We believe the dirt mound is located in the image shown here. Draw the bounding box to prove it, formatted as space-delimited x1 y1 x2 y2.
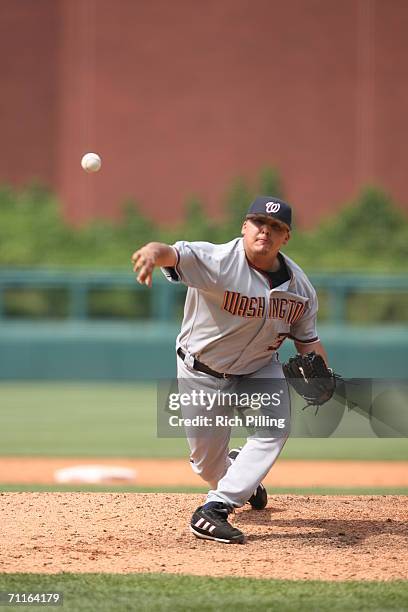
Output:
0 493 407 580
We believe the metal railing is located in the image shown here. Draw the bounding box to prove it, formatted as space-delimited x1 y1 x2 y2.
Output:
0 268 406 324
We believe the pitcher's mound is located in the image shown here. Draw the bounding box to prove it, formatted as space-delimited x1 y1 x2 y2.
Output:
0 493 406 581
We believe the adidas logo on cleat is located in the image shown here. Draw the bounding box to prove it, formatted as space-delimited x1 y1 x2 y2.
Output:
190 503 245 544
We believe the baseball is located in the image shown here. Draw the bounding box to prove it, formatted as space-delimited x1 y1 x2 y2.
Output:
81 152 102 173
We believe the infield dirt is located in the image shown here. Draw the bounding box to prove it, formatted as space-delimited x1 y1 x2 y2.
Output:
1 458 408 487
0 493 407 581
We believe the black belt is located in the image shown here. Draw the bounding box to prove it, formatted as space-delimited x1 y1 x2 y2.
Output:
177 348 235 379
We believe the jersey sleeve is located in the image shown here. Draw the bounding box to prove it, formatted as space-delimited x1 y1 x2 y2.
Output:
160 240 220 290
289 287 319 345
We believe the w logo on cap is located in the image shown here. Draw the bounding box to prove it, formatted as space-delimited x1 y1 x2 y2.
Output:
265 202 281 213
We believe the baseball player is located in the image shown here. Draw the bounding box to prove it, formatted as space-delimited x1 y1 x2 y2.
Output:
131 196 328 544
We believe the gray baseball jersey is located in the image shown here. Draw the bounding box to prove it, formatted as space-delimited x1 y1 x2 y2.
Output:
162 237 319 375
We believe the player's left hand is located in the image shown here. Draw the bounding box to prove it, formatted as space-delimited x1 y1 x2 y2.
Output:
283 351 337 408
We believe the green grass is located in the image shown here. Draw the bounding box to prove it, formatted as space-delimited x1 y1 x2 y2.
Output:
0 484 408 495
0 574 407 612
282 438 408 460
0 383 186 458
0 383 407 459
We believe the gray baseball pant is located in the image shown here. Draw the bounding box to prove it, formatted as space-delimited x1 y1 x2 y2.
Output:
177 356 290 508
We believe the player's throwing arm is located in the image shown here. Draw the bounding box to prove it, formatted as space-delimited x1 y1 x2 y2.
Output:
131 242 176 287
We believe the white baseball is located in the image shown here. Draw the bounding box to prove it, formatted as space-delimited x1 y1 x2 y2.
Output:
81 152 102 173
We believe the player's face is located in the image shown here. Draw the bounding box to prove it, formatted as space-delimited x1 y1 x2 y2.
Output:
241 216 290 257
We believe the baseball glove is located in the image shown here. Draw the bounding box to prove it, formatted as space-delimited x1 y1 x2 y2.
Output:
283 351 337 410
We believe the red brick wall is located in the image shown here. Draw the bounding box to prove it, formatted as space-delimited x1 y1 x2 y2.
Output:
0 0 58 187
1 0 407 228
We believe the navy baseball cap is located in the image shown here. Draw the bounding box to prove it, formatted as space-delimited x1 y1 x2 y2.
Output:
246 196 292 229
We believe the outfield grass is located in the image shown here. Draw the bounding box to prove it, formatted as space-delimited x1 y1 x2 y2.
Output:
0 383 185 458
0 484 408 495
0 383 407 459
0 574 407 612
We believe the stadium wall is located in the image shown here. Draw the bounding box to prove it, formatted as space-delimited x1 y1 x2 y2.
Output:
0 0 408 227
0 323 406 380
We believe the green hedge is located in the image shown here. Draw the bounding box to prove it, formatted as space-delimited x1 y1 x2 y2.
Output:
0 170 407 271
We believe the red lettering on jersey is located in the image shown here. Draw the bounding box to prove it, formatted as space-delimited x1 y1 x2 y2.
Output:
267 332 290 351
223 292 304 321
237 295 249 316
291 302 305 323
278 299 287 319
257 297 265 317
223 291 240 314
285 299 295 323
230 292 240 315
246 297 258 317
222 291 231 310
269 298 280 318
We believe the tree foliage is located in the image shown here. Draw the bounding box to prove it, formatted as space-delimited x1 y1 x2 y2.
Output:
0 174 407 271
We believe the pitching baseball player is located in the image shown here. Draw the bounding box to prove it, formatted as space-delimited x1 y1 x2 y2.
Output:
131 196 328 544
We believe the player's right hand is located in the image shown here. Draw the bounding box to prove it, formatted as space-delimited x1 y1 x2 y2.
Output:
131 245 157 287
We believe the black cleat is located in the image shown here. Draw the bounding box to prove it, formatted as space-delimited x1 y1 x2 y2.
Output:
228 448 268 510
228 448 241 461
190 503 245 544
248 482 268 510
